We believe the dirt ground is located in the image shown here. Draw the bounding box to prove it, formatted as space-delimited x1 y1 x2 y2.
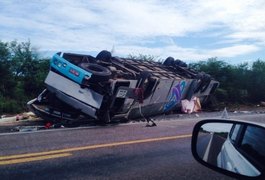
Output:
218 103 265 112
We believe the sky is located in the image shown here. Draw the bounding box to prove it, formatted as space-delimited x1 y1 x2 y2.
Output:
1 0 265 64
202 123 232 133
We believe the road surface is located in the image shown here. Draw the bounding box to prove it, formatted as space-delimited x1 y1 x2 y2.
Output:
0 113 264 179
197 133 226 166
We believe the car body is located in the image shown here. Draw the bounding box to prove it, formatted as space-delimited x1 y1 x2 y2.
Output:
28 51 219 123
217 123 265 176
50 52 93 85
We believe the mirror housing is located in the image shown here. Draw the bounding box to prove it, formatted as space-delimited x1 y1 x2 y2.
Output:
192 119 265 179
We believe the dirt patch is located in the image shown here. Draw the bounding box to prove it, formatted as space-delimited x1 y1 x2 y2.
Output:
225 103 265 112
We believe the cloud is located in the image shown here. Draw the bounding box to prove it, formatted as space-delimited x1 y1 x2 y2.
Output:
114 43 260 61
0 0 265 62
209 44 260 57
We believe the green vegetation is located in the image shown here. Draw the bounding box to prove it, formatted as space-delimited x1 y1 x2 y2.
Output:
189 58 265 104
128 54 163 63
0 40 264 114
0 40 49 114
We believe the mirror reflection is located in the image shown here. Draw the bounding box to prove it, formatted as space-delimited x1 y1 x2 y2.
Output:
197 122 265 177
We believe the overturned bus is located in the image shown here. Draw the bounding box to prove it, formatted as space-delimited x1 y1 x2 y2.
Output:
27 50 219 123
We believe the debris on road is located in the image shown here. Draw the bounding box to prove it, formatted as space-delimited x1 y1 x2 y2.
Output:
16 126 40 132
181 97 201 114
13 123 65 132
0 112 40 125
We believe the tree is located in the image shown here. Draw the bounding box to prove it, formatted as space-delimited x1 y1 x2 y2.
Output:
0 40 49 113
8 40 49 98
248 60 265 102
127 54 162 62
189 58 233 102
0 41 16 98
190 57 265 104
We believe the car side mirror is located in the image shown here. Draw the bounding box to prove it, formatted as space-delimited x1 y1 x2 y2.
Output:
191 119 265 179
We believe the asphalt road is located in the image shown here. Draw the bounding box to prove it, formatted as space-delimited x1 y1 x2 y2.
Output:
207 134 226 166
0 113 265 180
196 133 211 159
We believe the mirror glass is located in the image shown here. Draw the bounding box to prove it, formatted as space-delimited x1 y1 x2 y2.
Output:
196 122 265 177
